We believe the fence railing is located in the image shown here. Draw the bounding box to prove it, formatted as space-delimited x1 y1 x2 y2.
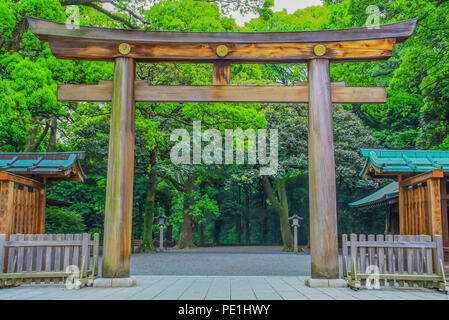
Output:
0 233 99 288
342 234 448 293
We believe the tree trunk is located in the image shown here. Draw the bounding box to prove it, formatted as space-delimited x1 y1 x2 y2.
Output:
142 168 158 252
260 190 266 244
261 176 294 251
213 219 221 245
199 223 205 247
46 117 57 152
177 174 197 249
24 117 50 152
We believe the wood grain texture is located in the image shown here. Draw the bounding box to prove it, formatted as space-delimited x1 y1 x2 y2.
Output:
400 169 444 188
58 83 387 104
213 62 231 85
47 36 396 63
427 177 443 238
102 57 136 278
308 59 339 279
28 16 416 44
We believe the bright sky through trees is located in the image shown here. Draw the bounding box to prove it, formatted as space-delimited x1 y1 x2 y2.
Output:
232 0 323 26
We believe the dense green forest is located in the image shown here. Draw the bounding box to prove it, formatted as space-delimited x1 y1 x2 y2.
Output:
1 0 448 251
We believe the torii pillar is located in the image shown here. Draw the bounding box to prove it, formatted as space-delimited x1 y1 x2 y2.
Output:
308 58 339 280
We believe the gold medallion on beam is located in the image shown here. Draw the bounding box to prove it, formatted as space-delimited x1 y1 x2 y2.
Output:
118 43 131 55
216 45 229 57
313 44 326 56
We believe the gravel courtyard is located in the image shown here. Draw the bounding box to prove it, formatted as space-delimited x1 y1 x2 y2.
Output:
127 246 315 276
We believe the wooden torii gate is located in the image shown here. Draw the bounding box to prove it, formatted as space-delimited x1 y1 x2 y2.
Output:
27 16 416 282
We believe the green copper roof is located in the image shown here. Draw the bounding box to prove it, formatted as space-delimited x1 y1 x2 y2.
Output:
0 152 86 180
359 149 449 177
349 182 398 209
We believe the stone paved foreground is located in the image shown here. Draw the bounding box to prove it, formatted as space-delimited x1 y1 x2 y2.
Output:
0 276 448 300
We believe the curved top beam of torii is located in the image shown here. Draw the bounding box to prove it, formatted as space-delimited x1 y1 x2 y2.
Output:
27 16 416 63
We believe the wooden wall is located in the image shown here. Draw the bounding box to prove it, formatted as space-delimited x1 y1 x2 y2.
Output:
0 172 46 237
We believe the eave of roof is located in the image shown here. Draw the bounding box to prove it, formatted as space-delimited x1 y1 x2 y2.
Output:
27 16 417 44
359 149 449 179
0 152 86 182
349 182 399 209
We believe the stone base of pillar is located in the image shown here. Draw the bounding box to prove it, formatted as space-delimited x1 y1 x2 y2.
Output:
93 276 137 288
305 278 347 288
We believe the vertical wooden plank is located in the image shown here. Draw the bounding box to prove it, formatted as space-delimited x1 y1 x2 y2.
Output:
435 235 444 276
213 62 231 85
440 178 449 260
308 58 339 279
2 181 14 272
16 233 24 272
386 234 394 273
73 234 81 268
416 188 423 234
377 234 385 272
418 235 426 275
54 234 62 271
102 56 136 279
44 234 53 272
386 234 394 286
368 234 375 267
359 234 366 273
350 234 358 276
342 234 348 277
35 233 44 271
18 190 23 234
63 234 72 270
81 233 90 276
7 234 17 273
425 235 433 275
398 176 406 235
427 178 443 237
0 234 5 274
377 234 385 286
37 188 46 233
405 235 413 274
93 233 100 276
24 234 33 271
397 235 405 286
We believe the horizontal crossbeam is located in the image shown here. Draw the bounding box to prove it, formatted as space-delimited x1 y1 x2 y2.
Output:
28 17 416 63
58 81 386 104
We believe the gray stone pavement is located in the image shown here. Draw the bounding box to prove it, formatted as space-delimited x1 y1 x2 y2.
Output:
128 246 314 276
1 246 448 300
0 276 448 300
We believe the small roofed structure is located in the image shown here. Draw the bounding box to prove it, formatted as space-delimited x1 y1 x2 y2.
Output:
357 149 449 259
349 182 399 235
0 152 85 237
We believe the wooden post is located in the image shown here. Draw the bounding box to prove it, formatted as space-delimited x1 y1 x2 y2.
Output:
0 234 5 274
398 176 406 234
213 62 231 85
307 58 339 279
102 56 136 278
427 177 443 238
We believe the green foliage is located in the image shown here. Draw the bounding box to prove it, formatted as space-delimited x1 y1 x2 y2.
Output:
45 206 86 234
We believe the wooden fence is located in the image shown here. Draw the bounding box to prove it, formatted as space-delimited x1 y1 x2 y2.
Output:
0 233 99 288
342 234 448 293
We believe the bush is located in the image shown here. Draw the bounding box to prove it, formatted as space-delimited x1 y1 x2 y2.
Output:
45 206 86 234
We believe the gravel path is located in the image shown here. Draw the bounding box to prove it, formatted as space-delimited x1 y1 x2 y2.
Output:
127 246 314 276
